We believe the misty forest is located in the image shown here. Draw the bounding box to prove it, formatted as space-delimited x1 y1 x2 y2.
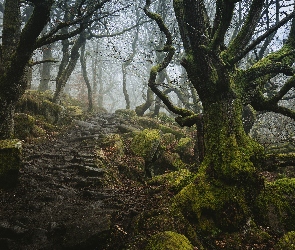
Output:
1 0 295 249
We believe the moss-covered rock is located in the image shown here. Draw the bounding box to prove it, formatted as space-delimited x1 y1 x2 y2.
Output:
0 139 22 188
131 129 161 161
145 231 194 250
255 178 295 233
176 137 194 161
173 175 252 235
153 152 186 174
115 109 137 118
275 231 295 250
149 169 195 193
14 113 36 139
136 117 185 139
16 90 62 123
98 133 125 161
65 105 83 118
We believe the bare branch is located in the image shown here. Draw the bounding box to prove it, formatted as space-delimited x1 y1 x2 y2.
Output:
210 1 235 51
89 20 150 39
231 11 295 64
143 0 196 123
29 59 59 66
225 0 264 64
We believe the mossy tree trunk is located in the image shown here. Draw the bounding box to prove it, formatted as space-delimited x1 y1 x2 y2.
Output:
144 0 295 233
0 0 54 139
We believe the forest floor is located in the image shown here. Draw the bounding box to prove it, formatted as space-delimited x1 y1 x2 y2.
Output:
0 112 176 250
0 112 294 250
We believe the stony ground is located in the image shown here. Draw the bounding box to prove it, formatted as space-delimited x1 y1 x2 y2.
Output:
0 113 174 250
1 112 294 250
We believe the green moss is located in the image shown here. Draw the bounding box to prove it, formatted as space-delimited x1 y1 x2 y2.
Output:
202 99 264 183
176 137 194 160
136 117 185 139
0 139 22 188
66 105 83 117
145 231 194 250
275 231 295 250
160 133 176 147
98 133 125 160
256 178 295 233
115 109 137 118
16 90 62 123
173 177 251 235
14 113 35 139
149 169 195 192
131 129 161 161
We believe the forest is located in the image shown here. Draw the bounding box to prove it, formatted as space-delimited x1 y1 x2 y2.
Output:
1 0 295 249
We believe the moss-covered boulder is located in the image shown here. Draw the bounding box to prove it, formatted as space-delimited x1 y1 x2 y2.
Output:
131 129 161 160
275 231 295 250
255 178 295 233
131 129 162 177
176 137 194 161
98 133 125 161
65 105 83 118
145 231 194 250
0 139 22 188
14 113 36 139
152 152 187 175
14 113 47 140
115 109 137 118
149 169 195 193
136 117 185 139
173 174 252 235
16 90 62 123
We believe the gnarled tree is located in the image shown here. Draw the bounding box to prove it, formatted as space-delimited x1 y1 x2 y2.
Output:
144 0 295 236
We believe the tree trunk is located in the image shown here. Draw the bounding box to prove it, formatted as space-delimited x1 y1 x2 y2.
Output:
122 63 131 109
39 44 52 91
0 101 15 139
201 97 263 184
0 0 53 139
80 42 93 112
53 33 86 104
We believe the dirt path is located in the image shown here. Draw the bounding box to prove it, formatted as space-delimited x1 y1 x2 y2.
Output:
0 113 163 250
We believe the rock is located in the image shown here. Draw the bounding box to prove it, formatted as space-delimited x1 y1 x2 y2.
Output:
145 231 194 250
0 139 22 189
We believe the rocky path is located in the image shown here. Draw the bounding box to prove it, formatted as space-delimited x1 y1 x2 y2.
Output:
0 113 152 250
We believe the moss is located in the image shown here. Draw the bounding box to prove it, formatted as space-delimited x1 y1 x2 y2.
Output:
136 117 185 139
115 109 137 118
131 129 161 162
275 231 295 250
145 231 194 250
176 137 194 160
255 178 295 233
149 169 195 192
160 133 176 147
98 133 125 161
16 90 62 123
14 113 35 139
0 139 22 188
202 98 264 183
66 105 83 117
173 176 251 235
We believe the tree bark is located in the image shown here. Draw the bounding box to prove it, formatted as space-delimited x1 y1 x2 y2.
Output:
0 0 54 139
39 44 52 91
53 32 86 104
80 41 93 112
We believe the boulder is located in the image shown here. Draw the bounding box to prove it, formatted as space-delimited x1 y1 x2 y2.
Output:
0 139 22 188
